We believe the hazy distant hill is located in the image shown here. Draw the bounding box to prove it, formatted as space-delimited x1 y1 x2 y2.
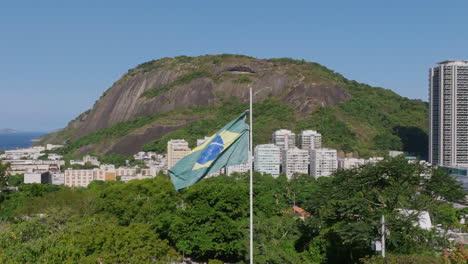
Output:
38 54 428 158
0 129 18 134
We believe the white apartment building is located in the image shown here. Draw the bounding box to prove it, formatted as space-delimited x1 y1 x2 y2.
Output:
83 155 100 166
0 145 63 160
2 146 45 160
310 148 338 177
429 60 468 166
167 139 191 169
64 165 116 187
5 159 64 174
338 158 367 169
254 144 281 177
134 151 157 161
225 162 250 175
272 129 296 151
338 157 385 169
64 165 158 187
299 130 322 150
283 147 309 179
115 166 157 177
48 153 63 160
70 160 85 166
52 173 64 185
24 171 52 184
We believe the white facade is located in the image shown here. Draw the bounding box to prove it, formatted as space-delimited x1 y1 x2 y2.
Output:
2 146 45 160
430 60 468 166
52 173 64 185
310 148 338 177
167 139 191 169
5 159 64 174
283 147 309 179
48 153 63 160
70 160 85 166
398 209 432 230
83 155 100 166
338 158 367 169
254 144 281 177
389 151 404 158
134 151 157 161
299 130 322 150
338 157 384 169
225 162 250 175
64 165 115 187
272 129 296 151
45 144 63 150
24 171 51 184
64 165 158 187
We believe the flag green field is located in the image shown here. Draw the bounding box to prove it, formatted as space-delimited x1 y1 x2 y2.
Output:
169 112 249 190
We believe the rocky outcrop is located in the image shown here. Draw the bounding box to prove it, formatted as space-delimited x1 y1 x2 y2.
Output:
40 55 354 154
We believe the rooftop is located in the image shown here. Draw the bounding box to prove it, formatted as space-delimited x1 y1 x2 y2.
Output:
437 60 468 66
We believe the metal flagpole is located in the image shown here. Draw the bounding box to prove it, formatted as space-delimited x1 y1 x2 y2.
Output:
249 86 254 264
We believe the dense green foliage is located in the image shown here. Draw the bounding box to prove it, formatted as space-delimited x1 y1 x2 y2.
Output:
141 69 212 98
232 76 252 84
0 157 465 263
0 160 10 188
142 98 296 152
8 174 24 186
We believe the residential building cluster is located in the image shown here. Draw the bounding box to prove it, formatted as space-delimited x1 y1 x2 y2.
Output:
1 145 170 188
167 129 383 180
3 128 390 188
64 165 159 187
0 144 62 160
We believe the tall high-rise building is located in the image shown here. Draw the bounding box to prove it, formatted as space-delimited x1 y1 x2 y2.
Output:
310 148 337 177
167 139 191 169
299 130 322 150
272 129 296 151
254 144 281 177
429 60 468 166
283 147 309 179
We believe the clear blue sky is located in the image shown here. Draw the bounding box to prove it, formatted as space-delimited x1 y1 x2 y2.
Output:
1 0 467 131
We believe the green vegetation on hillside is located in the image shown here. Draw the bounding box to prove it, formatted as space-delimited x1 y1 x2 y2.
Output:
0 157 465 263
232 76 252 84
141 69 212 98
142 98 296 152
54 106 214 157
45 55 429 158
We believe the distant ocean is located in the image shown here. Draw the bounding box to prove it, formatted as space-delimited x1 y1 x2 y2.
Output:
0 132 46 151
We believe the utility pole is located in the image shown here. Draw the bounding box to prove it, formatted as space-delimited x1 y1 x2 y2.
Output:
381 215 386 258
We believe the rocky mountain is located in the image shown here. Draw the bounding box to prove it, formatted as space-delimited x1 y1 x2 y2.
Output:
39 54 428 158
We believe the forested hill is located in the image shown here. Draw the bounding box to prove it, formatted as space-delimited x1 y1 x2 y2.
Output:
38 54 428 158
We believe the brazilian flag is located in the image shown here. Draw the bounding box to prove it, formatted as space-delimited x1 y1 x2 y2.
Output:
169 112 249 190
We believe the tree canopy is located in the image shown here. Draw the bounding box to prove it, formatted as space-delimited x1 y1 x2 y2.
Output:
0 157 465 263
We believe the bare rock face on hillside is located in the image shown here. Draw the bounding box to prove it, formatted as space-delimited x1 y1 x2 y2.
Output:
41 55 352 155
67 56 350 139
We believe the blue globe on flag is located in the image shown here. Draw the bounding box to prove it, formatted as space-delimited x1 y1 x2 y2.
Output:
196 135 224 165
